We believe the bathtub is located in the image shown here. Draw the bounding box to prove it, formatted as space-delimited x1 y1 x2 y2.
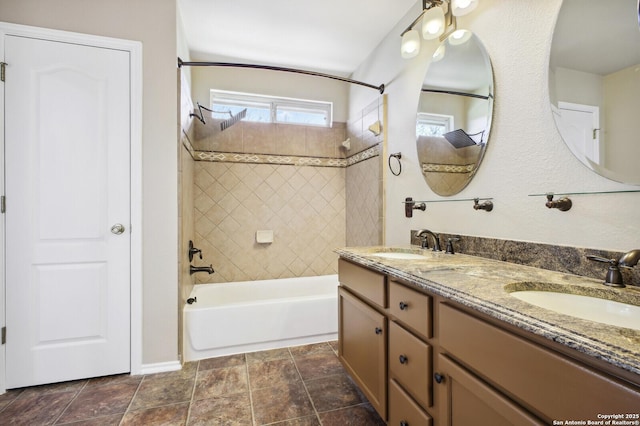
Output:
184 274 339 361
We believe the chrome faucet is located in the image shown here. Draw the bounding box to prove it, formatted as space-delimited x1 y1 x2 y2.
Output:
190 264 214 275
586 249 640 288
416 229 442 251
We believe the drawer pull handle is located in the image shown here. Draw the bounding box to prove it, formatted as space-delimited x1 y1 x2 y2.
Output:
400 422 409 426
399 354 408 364
434 372 444 384
375 327 383 335
399 301 408 310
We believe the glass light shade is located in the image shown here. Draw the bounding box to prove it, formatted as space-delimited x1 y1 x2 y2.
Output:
451 0 479 16
401 30 421 58
421 6 445 40
432 44 446 62
448 29 472 45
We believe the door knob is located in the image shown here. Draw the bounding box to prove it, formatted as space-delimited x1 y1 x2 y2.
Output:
111 223 125 235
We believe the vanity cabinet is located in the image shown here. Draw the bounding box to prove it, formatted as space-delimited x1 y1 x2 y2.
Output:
338 256 640 426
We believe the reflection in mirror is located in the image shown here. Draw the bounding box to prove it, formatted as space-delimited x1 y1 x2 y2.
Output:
549 0 640 184
417 31 494 196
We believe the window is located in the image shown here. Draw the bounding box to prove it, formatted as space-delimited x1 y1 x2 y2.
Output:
416 113 454 137
210 90 333 127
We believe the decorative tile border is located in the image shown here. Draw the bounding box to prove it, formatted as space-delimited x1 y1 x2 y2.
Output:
192 144 380 168
422 163 475 173
347 145 380 166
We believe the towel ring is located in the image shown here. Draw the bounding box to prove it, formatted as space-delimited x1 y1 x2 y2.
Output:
389 152 402 176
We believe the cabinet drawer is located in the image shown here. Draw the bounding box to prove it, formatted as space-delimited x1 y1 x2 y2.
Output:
389 280 431 339
439 303 640 421
389 379 433 426
339 258 387 308
389 321 432 409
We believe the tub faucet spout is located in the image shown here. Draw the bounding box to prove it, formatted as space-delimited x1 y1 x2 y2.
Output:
415 229 442 251
190 265 215 275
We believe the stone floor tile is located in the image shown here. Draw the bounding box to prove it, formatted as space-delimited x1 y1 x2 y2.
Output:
0 391 77 426
248 358 300 390
121 402 189 426
267 416 321 426
294 352 344 381
317 403 385 425
246 348 292 364
55 413 124 425
187 393 252 426
198 354 246 371
56 382 139 423
289 342 333 358
128 377 194 411
305 373 366 412
193 365 248 401
251 382 314 425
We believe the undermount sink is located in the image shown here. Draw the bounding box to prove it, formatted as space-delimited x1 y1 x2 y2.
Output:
369 252 427 260
510 290 640 331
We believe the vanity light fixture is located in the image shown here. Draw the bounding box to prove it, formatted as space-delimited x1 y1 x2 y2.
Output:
401 29 421 59
450 0 479 16
422 4 446 40
448 29 472 45
400 0 480 59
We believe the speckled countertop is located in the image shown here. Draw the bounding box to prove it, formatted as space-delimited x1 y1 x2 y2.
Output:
336 246 640 378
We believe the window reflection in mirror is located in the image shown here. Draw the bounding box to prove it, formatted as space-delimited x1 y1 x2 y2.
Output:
416 31 494 196
549 0 640 185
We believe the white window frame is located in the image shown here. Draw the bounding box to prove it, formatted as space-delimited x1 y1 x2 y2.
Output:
210 90 333 127
416 112 454 136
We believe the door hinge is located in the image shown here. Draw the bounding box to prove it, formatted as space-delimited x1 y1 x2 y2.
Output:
1 327 5 345
0 62 6 82
1 195 5 213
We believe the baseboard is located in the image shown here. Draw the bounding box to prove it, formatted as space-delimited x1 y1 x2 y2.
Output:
137 360 182 376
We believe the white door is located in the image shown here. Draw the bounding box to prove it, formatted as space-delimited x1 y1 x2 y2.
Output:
4 35 131 388
555 102 601 166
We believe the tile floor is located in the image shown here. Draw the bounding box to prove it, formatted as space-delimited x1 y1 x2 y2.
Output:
0 341 385 425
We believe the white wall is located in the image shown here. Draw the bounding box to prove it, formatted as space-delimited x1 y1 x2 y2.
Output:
0 0 180 365
351 0 640 252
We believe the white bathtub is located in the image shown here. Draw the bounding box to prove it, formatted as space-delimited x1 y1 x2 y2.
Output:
184 274 339 361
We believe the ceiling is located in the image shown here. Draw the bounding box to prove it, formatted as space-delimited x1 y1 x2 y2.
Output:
178 0 418 75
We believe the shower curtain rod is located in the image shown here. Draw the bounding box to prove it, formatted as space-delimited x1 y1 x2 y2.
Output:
178 58 385 94
422 88 492 100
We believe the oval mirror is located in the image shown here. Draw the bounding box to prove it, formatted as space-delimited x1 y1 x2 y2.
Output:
416 31 494 196
549 0 640 184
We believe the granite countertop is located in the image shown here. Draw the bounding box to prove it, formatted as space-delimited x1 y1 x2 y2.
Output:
335 246 640 377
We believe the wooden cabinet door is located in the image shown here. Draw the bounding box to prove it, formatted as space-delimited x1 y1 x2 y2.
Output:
436 354 543 426
338 287 387 419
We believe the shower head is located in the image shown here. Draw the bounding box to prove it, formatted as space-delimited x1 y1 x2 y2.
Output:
220 108 247 132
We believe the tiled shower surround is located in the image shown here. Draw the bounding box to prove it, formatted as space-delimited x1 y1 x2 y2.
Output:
186 97 385 284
